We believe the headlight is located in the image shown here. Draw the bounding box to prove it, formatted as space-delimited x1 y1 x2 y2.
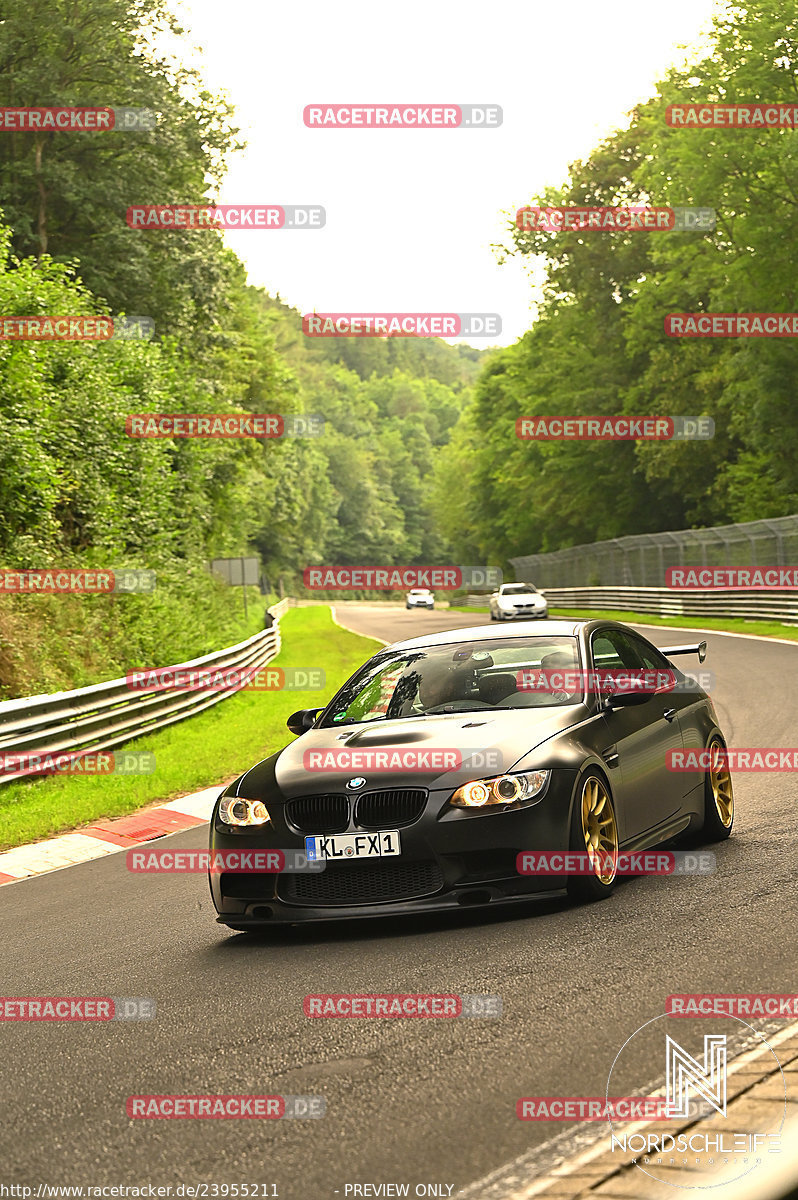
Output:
450 770 550 809
218 797 271 827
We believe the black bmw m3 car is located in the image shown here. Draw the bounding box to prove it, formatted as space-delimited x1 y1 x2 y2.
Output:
209 619 733 928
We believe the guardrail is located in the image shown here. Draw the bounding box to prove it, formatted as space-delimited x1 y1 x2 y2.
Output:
539 586 798 623
0 597 292 785
464 587 798 624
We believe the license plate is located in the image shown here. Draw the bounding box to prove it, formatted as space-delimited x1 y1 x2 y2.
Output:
304 831 401 861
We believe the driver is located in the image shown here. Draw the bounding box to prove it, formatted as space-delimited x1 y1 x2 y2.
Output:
418 661 471 710
540 650 576 673
540 650 579 702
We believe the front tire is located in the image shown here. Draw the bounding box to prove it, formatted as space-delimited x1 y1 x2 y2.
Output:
567 771 619 903
702 736 734 840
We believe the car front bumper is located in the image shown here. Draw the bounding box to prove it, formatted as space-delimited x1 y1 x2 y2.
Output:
209 770 577 925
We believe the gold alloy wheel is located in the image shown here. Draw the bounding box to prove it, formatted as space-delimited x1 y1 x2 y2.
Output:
709 739 734 827
580 776 619 884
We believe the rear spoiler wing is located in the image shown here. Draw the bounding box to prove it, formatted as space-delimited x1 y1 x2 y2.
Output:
661 641 707 663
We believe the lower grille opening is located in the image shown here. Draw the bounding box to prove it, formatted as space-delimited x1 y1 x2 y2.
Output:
278 859 444 907
220 873 275 898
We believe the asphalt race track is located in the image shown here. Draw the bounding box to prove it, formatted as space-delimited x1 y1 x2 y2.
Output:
2 606 796 1195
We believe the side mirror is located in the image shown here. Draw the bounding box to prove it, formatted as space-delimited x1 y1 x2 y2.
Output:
698 640 707 663
286 707 323 736
605 688 651 709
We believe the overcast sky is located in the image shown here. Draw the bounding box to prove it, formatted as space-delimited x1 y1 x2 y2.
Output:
170 0 721 347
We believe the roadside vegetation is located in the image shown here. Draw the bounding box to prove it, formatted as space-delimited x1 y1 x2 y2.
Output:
432 1 798 563
0 607 380 849
1 0 795 701
0 0 480 699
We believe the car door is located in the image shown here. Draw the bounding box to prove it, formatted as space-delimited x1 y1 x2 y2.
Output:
591 627 685 842
624 630 705 801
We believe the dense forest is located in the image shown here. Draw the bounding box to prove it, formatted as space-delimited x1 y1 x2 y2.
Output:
0 0 795 694
0 0 483 694
434 0 798 561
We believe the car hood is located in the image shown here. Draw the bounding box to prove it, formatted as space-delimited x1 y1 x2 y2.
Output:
267 707 589 796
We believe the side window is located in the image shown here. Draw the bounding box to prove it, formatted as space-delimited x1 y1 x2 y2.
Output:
590 629 645 670
625 633 671 671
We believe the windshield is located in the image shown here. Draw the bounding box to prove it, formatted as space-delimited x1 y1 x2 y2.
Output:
502 584 537 595
319 636 583 727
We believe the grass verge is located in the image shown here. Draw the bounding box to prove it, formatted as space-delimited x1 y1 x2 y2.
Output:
0 606 380 851
447 603 798 642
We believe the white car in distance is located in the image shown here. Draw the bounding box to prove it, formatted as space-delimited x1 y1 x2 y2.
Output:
489 582 548 621
406 588 435 610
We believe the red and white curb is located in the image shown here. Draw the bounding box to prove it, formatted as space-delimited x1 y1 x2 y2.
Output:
0 785 225 886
